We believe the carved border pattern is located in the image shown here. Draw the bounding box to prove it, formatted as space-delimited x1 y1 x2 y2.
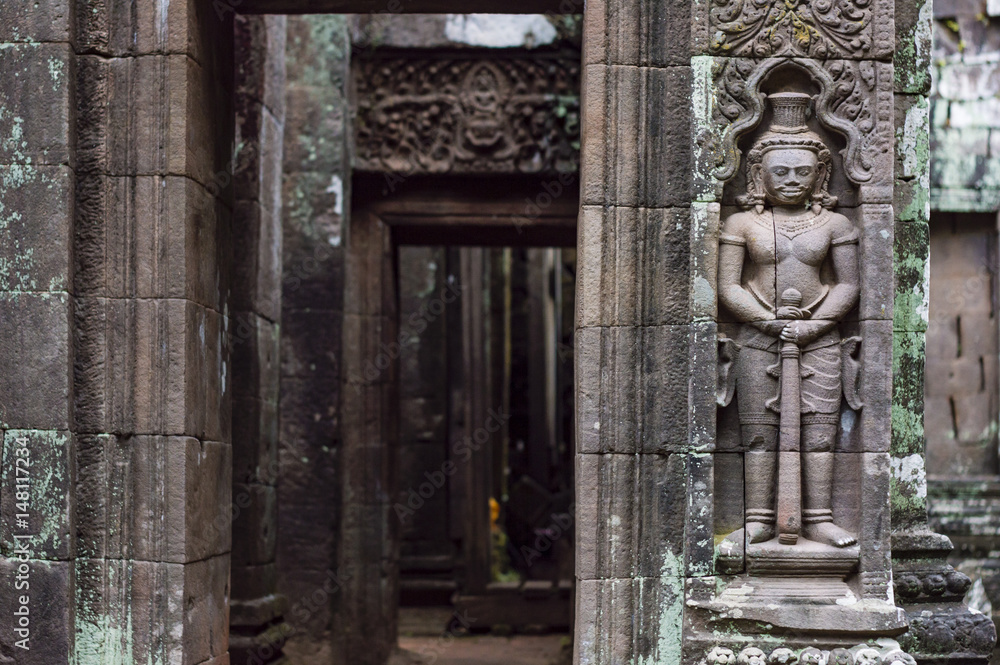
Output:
354 52 580 175
707 57 884 185
708 0 874 58
704 643 916 665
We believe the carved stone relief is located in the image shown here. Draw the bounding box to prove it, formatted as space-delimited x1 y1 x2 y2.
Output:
703 642 916 665
697 66 905 636
705 58 892 189
695 0 894 60
354 52 580 174
716 92 863 573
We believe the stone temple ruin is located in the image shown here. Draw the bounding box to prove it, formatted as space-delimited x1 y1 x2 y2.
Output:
1 0 1000 664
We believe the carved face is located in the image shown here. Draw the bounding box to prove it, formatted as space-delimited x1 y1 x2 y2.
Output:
758 148 823 206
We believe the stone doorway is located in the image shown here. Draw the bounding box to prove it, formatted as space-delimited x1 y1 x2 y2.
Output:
346 173 578 651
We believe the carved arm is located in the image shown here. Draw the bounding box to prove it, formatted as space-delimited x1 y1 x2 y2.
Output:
718 242 773 323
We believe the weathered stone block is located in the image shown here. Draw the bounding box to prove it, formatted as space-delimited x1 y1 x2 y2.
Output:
576 453 637 579
131 299 230 441
0 0 71 42
858 205 895 321
283 85 348 175
892 331 927 459
232 563 279 603
233 396 279 485
855 320 894 453
278 376 339 447
127 436 232 563
575 578 635 663
580 64 692 208
75 175 229 310
75 0 213 62
0 293 71 430
894 220 930 332
0 43 72 166
78 53 230 191
232 483 277 566
895 0 932 93
231 312 280 403
0 165 72 292
183 555 232 665
636 454 687 578
689 202 720 322
0 558 72 663
647 207 693 324
280 307 341 379
576 325 691 454
583 0 691 67
1 430 75 560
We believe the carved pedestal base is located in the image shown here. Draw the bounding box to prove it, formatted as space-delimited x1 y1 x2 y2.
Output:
893 532 997 664
747 538 860 577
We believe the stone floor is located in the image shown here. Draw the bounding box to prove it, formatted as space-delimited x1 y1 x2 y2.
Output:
392 607 571 665
393 635 569 665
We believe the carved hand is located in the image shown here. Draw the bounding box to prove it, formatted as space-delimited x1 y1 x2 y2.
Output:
779 320 830 346
776 305 808 320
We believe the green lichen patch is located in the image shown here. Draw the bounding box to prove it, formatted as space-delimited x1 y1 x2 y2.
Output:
893 221 929 333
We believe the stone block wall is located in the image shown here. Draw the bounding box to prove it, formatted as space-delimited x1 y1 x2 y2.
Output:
0 4 76 660
0 0 237 662
931 2 1000 211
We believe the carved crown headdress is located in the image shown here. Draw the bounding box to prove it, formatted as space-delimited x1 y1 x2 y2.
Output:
738 92 838 212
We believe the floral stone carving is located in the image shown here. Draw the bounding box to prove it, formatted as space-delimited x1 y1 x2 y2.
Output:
706 0 879 58
354 52 580 175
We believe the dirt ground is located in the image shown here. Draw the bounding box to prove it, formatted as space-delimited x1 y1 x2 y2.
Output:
392 635 570 665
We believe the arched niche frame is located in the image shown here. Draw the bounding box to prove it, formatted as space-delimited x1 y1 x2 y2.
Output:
712 57 887 189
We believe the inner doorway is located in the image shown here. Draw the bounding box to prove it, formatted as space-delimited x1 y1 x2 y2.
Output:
396 243 575 629
347 173 577 657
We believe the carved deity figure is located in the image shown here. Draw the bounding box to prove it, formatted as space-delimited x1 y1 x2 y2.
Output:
717 93 861 556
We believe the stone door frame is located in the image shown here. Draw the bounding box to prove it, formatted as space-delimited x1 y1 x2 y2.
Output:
342 173 577 658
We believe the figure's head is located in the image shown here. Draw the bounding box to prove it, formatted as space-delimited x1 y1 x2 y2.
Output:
737 93 838 212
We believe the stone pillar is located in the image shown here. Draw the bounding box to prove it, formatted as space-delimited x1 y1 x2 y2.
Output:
575 2 697 661
71 0 235 663
576 0 993 662
230 13 289 665
276 14 353 664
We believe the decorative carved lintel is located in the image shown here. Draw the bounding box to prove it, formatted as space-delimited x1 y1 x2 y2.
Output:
354 51 580 175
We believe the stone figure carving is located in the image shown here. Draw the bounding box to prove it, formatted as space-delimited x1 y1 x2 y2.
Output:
717 92 862 564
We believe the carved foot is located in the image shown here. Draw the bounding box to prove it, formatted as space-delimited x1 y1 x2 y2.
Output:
717 528 745 574
803 522 857 547
746 521 775 544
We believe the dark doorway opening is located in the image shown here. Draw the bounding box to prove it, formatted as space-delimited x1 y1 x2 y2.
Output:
349 173 577 647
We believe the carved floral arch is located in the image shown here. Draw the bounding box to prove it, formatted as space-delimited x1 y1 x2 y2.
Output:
714 57 876 186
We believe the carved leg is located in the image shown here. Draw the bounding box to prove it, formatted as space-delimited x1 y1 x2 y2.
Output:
745 450 777 544
801 437 856 547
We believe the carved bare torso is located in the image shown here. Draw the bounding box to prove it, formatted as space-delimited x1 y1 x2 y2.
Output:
723 209 858 318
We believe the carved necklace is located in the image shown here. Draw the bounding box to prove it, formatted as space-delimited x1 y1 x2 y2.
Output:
752 208 831 240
